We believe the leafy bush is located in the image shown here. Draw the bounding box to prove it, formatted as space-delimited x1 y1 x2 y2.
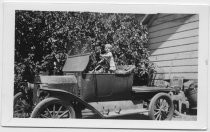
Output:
15 11 155 93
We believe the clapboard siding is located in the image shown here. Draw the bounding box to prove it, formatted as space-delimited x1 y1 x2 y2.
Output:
147 14 199 81
149 28 198 44
149 21 199 38
149 51 198 61
149 15 198 33
150 43 198 55
156 66 198 73
153 58 198 67
155 73 198 80
149 36 198 50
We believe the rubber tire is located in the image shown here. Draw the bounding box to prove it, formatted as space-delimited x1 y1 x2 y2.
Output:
14 92 31 118
14 92 23 107
148 93 174 120
31 97 76 118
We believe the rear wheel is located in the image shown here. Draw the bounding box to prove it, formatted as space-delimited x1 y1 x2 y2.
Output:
13 92 31 118
31 97 76 118
148 93 174 120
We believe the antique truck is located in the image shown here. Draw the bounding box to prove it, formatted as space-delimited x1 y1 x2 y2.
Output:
14 53 178 120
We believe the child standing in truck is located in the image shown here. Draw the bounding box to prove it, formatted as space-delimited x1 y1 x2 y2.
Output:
100 44 116 73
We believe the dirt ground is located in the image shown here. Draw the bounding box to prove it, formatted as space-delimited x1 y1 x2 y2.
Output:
172 114 197 121
172 109 197 121
82 109 197 121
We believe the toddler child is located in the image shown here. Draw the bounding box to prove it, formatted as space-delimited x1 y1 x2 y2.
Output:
100 44 116 72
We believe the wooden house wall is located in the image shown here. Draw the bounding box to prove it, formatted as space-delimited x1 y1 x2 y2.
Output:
147 14 199 85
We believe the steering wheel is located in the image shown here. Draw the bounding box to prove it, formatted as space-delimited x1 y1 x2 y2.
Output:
94 56 109 71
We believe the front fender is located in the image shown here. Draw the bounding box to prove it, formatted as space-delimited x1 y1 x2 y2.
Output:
41 88 104 118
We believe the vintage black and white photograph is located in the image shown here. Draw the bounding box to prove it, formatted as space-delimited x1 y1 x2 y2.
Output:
1 2 209 130
13 10 198 121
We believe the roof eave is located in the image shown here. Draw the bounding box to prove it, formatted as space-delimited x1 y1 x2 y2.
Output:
141 14 157 26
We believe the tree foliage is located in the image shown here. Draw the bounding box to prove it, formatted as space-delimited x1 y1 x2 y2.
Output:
15 10 155 93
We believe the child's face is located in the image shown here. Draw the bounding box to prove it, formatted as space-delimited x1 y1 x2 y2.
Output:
105 46 110 53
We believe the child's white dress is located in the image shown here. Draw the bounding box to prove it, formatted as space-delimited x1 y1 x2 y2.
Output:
101 52 116 71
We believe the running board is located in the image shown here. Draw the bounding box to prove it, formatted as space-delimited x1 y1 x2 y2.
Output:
82 109 149 118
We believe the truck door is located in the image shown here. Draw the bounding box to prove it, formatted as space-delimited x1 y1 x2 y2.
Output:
96 73 133 101
95 74 114 98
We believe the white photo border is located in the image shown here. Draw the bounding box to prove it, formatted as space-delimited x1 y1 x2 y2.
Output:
1 2 209 130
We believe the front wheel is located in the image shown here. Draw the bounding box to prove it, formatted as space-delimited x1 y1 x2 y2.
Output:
148 93 174 120
31 97 76 118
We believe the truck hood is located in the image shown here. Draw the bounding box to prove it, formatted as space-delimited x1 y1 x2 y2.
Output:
35 75 77 84
35 75 78 93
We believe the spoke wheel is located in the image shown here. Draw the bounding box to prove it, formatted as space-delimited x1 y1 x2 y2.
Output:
13 92 31 118
31 97 76 118
149 93 174 120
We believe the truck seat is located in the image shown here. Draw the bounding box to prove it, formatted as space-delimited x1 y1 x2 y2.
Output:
115 65 136 75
